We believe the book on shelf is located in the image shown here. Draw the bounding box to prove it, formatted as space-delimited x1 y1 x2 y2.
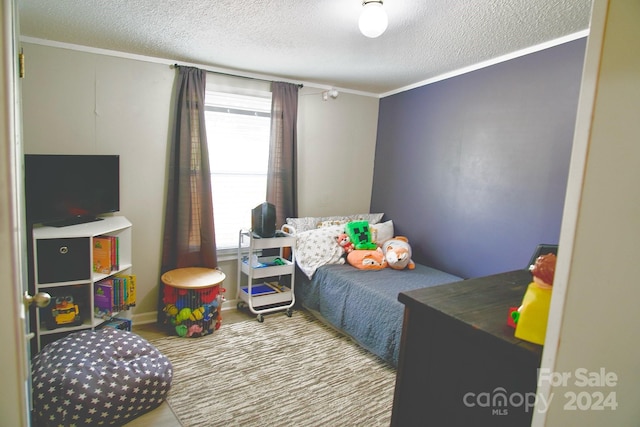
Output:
93 274 137 319
265 281 286 292
97 317 131 331
94 280 114 318
241 281 285 296
115 273 136 307
110 236 119 271
242 283 276 296
93 236 119 274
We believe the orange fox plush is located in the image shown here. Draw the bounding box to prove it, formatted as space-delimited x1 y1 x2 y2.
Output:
382 236 415 270
347 248 387 270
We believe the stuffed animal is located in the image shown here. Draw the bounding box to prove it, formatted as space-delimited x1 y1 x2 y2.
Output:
336 233 355 255
175 307 192 324
382 236 415 270
345 221 377 250
186 323 204 338
174 288 191 309
197 286 220 304
175 324 188 337
163 303 179 325
347 248 387 270
189 306 205 321
163 285 178 304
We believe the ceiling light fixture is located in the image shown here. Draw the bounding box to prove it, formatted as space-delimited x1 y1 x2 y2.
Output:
358 0 388 38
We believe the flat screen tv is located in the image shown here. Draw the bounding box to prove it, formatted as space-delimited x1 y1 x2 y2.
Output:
24 154 120 227
252 202 276 237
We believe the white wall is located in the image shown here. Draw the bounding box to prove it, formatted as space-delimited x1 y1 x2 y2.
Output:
297 86 379 217
534 0 640 425
20 42 379 319
21 43 174 321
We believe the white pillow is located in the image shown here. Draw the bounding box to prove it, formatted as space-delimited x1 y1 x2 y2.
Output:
317 219 350 228
286 216 326 233
371 220 394 246
294 225 345 279
286 213 384 233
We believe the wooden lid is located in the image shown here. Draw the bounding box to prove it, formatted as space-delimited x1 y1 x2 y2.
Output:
161 267 226 289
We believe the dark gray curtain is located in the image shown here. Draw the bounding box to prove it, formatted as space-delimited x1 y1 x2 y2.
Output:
158 66 217 320
267 82 299 227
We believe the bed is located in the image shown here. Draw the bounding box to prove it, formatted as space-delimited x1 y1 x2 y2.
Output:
286 214 463 367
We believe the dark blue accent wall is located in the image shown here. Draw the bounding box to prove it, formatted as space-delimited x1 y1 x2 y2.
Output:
370 38 587 278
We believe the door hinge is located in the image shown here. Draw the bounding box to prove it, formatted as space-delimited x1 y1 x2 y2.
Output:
19 48 25 78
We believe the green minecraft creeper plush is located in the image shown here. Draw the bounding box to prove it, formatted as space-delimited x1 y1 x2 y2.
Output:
345 221 377 250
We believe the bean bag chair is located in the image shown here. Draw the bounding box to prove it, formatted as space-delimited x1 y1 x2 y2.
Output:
32 328 172 426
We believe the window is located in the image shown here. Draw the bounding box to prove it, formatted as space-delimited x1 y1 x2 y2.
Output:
205 89 272 251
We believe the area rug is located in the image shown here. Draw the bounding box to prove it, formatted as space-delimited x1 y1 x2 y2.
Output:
149 310 397 426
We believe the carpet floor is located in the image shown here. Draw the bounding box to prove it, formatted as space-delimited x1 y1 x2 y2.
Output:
148 310 397 426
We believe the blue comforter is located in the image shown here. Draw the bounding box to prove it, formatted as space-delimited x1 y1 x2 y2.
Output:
295 263 462 367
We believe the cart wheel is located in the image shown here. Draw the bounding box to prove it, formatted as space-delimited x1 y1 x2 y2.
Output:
237 302 243 310
286 308 293 317
257 314 264 323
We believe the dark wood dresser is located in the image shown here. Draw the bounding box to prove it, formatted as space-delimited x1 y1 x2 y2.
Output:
391 269 543 427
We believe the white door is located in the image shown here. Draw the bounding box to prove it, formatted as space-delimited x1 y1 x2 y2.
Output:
1 0 35 425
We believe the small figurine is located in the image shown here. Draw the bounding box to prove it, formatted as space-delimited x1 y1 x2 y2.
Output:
48 295 82 329
512 253 557 345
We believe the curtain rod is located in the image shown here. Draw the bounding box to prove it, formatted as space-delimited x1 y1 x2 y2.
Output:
171 64 303 88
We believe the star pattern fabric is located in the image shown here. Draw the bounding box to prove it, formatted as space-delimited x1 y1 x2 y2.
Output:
32 328 172 427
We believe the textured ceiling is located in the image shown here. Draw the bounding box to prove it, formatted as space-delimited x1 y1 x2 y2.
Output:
18 0 592 95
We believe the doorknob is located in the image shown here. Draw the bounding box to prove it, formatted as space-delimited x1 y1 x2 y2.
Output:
24 291 51 308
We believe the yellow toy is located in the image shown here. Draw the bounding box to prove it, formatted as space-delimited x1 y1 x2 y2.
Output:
512 253 557 345
175 307 192 324
48 295 82 329
189 306 205 321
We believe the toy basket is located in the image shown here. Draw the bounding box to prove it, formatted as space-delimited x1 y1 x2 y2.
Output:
162 284 224 337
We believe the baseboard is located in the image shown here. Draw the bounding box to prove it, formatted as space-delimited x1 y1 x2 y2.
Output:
131 311 158 326
132 298 239 325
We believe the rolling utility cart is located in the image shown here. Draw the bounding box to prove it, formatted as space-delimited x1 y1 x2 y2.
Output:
237 227 296 322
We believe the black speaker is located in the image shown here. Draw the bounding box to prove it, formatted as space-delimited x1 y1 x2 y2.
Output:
252 202 276 237
36 237 91 283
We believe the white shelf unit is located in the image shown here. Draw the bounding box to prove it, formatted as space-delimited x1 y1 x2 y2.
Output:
31 216 132 352
237 228 296 322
